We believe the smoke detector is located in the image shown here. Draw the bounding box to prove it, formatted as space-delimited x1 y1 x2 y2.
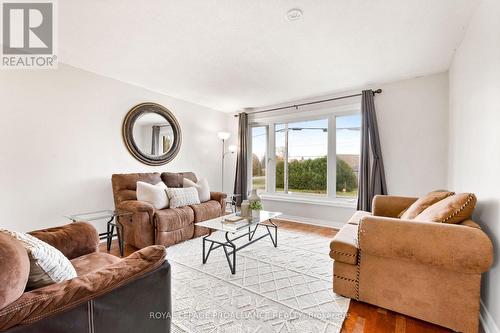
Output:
286 8 303 21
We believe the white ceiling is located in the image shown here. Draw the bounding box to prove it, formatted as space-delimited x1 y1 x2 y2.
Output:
59 0 478 112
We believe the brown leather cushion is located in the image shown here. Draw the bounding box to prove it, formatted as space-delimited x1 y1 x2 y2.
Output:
0 233 30 310
160 172 197 188
190 200 222 223
329 224 358 264
459 219 481 229
155 206 194 232
333 261 358 299
400 190 455 220
347 211 372 225
71 253 121 276
29 222 99 260
0 246 167 331
111 173 162 205
414 193 477 224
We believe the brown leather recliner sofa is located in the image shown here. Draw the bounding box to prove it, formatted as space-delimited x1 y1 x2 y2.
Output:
330 193 493 333
0 222 171 333
111 171 226 249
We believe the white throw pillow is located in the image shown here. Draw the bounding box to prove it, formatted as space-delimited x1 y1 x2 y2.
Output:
167 187 201 208
136 181 169 209
0 230 77 289
183 178 211 202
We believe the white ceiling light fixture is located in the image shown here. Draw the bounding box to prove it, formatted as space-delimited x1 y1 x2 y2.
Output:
286 8 303 21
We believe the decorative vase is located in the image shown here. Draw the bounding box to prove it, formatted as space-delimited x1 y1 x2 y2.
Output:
240 200 250 218
248 189 261 203
252 209 260 219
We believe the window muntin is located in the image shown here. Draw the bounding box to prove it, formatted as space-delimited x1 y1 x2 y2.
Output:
336 114 361 198
251 126 267 193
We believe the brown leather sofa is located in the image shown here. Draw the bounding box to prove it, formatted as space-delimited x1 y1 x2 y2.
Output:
111 171 226 249
0 222 171 333
330 194 493 333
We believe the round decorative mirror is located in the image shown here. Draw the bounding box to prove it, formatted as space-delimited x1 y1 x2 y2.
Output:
123 102 181 166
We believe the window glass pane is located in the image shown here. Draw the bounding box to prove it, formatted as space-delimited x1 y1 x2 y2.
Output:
251 127 267 193
288 119 328 195
275 119 328 196
275 124 285 193
336 114 361 198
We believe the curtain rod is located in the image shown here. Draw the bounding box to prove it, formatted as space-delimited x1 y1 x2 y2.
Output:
234 88 382 117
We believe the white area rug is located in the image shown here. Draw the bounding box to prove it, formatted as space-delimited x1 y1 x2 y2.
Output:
167 227 349 333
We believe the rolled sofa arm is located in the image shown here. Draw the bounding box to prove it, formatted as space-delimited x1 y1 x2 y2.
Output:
359 216 493 274
117 200 155 216
371 195 418 217
210 192 227 214
210 191 227 202
29 222 99 260
0 246 168 331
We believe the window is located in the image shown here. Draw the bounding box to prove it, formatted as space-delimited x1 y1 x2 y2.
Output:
249 107 361 202
251 126 267 193
275 119 328 196
275 124 285 193
336 114 361 198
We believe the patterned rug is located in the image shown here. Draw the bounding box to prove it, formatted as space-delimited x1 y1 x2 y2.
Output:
167 227 349 333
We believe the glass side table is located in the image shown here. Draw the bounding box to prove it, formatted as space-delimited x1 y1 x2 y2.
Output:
65 209 132 257
226 194 241 213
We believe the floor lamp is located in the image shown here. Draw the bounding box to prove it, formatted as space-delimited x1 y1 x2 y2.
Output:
217 131 236 193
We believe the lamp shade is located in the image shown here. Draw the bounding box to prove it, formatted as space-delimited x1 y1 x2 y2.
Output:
228 145 237 152
217 131 231 140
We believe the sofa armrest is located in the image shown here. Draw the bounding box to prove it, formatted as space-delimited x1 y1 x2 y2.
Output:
117 200 155 216
210 191 227 202
0 246 168 331
210 192 227 214
359 216 493 274
371 195 418 217
29 222 99 260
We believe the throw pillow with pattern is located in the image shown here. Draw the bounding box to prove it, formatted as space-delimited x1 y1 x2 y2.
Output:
167 187 201 208
0 230 77 289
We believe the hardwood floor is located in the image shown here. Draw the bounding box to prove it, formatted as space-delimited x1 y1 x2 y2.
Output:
99 219 451 333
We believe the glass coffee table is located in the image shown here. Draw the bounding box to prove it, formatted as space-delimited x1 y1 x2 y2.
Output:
197 211 282 274
65 209 132 257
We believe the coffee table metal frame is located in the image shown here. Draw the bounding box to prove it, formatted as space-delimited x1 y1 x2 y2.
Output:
202 217 279 274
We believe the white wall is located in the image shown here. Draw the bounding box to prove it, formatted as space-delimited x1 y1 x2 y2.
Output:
375 72 449 196
0 64 231 232
448 0 500 330
239 72 449 226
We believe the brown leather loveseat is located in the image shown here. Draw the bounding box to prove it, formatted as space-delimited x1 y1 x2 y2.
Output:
330 192 493 333
0 222 171 333
111 171 226 249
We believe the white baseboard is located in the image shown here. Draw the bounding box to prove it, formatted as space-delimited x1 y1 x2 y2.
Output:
278 214 345 230
480 300 500 333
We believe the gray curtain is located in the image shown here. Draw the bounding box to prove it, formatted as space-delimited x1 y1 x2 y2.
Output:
357 90 387 211
151 125 160 155
233 112 248 206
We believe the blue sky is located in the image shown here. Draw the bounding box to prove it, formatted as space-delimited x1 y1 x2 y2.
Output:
252 114 361 160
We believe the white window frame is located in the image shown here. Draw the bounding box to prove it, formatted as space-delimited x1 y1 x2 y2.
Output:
248 124 269 193
248 103 361 205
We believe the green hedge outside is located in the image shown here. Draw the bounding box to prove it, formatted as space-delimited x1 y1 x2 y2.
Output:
274 156 357 192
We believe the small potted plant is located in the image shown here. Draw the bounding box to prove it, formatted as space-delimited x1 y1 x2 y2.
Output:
249 200 262 219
